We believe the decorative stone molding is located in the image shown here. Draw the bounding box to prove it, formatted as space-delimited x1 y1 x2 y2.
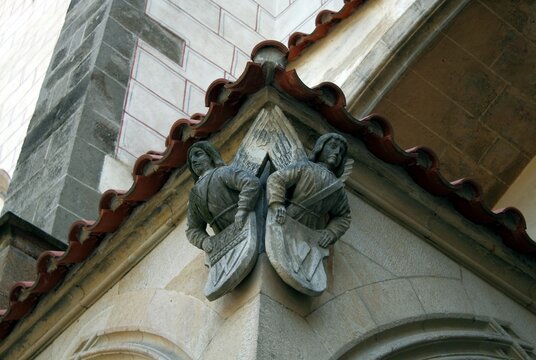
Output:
341 315 536 359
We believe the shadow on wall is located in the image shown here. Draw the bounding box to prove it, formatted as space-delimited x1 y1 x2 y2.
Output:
495 156 536 240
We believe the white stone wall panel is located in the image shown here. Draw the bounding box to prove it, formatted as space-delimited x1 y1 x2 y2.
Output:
134 49 187 108
168 0 221 33
181 48 226 90
146 0 234 71
231 47 251 78
119 113 166 161
255 0 290 17
184 82 207 115
214 0 259 30
220 11 265 53
125 82 186 135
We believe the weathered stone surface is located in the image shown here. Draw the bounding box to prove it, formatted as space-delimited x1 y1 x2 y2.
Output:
329 241 395 297
265 133 352 296
204 213 258 301
0 212 65 308
95 43 132 86
409 276 474 315
412 33 505 117
306 289 376 356
58 175 101 221
461 268 536 344
256 294 330 360
344 196 461 279
484 87 536 157
0 246 35 308
232 106 307 175
102 18 136 59
357 279 425 326
202 294 259 359
480 138 529 185
77 108 120 153
186 141 261 300
19 75 89 164
85 69 126 122
68 138 106 190
32 177 67 230
143 289 223 358
444 1 515 67
110 0 184 64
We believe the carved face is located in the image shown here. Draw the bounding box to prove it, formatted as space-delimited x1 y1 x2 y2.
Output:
318 138 344 170
189 148 214 177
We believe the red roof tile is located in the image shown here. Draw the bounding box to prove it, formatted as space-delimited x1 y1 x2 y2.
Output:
288 0 368 61
0 39 534 342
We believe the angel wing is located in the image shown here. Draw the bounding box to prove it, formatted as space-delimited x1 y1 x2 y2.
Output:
340 158 354 183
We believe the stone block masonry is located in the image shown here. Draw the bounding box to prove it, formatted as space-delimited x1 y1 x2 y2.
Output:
3 0 346 241
117 0 345 166
3 0 185 242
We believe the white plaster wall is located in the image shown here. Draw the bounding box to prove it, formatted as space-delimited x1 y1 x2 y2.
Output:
0 0 346 177
115 0 345 166
35 192 536 359
0 0 71 176
290 0 440 105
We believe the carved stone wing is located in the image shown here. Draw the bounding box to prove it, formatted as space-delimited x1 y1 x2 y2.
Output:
232 105 307 175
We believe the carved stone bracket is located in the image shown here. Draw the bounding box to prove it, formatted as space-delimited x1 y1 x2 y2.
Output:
185 104 351 299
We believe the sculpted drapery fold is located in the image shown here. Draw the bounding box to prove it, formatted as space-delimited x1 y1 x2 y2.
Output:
266 162 351 240
186 166 260 249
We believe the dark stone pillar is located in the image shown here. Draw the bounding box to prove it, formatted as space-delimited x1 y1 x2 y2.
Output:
3 0 184 242
0 212 66 308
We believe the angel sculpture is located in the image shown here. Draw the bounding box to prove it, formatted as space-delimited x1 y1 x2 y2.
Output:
266 133 352 296
186 141 261 300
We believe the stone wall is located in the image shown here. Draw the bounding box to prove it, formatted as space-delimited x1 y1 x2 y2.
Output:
115 0 346 167
33 193 536 359
2 0 347 241
0 0 71 176
2 0 185 242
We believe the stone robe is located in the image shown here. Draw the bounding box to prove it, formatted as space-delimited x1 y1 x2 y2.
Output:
267 161 351 239
186 166 260 249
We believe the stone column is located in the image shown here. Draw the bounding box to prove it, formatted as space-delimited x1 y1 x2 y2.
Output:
2 0 184 242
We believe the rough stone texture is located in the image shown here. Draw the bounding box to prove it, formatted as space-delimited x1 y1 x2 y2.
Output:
31 192 536 359
2 0 185 242
370 0 536 206
0 212 65 308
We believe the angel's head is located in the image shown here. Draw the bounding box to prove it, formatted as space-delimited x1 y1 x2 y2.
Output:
187 141 226 181
309 133 348 177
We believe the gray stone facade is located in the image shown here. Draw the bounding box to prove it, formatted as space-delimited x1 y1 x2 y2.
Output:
3 0 184 242
0 212 65 308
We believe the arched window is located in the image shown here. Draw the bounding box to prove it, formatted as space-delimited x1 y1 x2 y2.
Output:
341 316 536 360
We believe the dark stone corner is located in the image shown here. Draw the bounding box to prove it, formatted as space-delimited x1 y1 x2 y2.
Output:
0 212 66 308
